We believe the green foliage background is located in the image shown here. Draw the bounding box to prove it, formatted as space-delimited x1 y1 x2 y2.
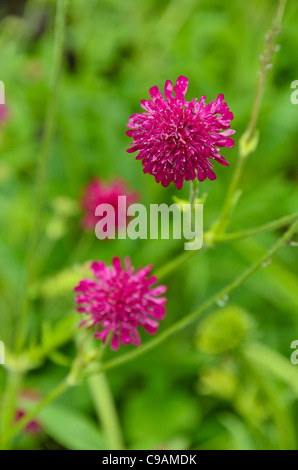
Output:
0 0 297 450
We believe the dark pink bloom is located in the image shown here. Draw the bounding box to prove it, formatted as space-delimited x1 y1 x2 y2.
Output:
127 76 235 189
15 410 42 435
74 257 167 350
81 178 138 233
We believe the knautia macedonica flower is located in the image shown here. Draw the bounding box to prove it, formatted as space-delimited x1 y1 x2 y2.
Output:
81 178 138 233
74 257 167 350
127 76 235 189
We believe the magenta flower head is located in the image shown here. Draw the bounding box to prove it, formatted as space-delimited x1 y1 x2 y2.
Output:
81 178 138 233
74 257 167 350
127 76 235 189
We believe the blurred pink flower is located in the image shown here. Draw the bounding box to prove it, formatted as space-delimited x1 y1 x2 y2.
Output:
127 76 235 189
74 257 167 350
81 178 138 233
15 410 42 435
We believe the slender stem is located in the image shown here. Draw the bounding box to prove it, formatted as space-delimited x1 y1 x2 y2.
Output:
154 246 206 280
85 217 298 377
15 0 67 353
189 179 199 233
67 330 89 385
190 179 199 212
211 158 245 237
6 217 298 440
155 211 297 280
86 336 124 450
213 0 287 237
88 372 124 450
5 3 67 445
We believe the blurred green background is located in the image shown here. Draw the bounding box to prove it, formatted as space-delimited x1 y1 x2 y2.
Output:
0 0 298 450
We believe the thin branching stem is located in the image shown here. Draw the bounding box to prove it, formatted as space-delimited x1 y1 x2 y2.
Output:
16 0 67 353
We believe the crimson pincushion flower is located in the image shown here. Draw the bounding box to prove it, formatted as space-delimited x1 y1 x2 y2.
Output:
81 178 138 233
74 257 167 350
127 76 235 189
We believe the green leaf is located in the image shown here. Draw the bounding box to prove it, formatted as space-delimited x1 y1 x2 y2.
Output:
40 403 107 450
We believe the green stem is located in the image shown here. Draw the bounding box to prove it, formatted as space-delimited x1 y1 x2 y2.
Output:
215 211 298 243
213 0 287 237
190 179 199 212
16 0 67 353
6 380 69 444
6 328 88 445
67 330 89 385
243 349 296 450
246 0 287 140
88 372 124 450
6 218 298 440
189 179 199 233
1 1 67 443
85 217 298 377
155 211 298 280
